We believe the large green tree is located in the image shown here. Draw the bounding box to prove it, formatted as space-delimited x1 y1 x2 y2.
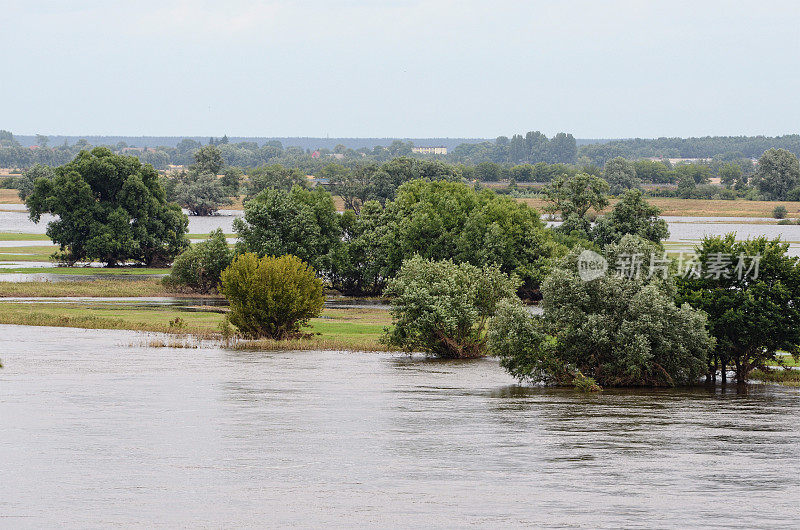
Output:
26 148 189 266
489 236 714 388
676 235 800 384
543 172 609 236
383 256 520 358
245 164 308 199
592 189 669 246
753 148 800 200
167 145 232 215
603 157 640 195
378 179 561 298
234 186 340 274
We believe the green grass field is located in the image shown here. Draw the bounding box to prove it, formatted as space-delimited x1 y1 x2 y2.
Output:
0 245 57 261
0 301 390 351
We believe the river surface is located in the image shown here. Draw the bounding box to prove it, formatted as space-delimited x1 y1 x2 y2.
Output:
1 325 799 528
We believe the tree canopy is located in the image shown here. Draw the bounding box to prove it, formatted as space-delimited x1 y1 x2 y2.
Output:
489 236 714 388
753 148 800 200
676 235 800 384
234 186 340 274
26 148 189 266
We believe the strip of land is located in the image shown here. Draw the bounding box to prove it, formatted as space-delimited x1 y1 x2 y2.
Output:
0 300 389 351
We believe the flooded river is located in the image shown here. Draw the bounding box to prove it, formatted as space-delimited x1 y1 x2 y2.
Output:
1 325 799 527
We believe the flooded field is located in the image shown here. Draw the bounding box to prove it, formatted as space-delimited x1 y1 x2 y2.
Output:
1 325 799 527
0 205 240 235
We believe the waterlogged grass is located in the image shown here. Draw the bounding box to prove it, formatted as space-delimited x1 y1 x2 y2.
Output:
0 279 171 297
0 245 57 261
0 302 390 351
751 369 800 386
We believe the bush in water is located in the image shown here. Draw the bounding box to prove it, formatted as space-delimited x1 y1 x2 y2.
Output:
488 236 714 388
383 256 520 359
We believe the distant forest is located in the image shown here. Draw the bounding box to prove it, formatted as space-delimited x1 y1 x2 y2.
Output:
2 129 800 170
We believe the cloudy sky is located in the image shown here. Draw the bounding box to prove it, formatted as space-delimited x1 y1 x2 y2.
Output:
1 0 799 138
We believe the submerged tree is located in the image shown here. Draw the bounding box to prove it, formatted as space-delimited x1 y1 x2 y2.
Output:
383 256 520 358
26 148 189 266
489 236 714 388
676 235 800 384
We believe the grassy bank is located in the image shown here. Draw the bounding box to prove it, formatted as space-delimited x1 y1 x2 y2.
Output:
0 301 390 351
0 245 57 261
751 369 800 386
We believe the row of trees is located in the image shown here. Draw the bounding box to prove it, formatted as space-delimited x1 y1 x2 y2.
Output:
580 135 800 165
8 128 798 173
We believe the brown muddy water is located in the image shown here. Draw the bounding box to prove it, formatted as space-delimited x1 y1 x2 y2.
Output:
1 325 799 527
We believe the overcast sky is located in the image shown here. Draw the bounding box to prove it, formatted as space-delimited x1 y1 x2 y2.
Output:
2 0 799 139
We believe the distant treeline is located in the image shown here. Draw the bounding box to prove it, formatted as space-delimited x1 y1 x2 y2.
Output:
2 128 800 171
579 135 800 164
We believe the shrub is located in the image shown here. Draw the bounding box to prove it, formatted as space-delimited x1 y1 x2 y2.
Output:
383 256 520 358
163 229 232 292
773 205 788 219
220 253 324 339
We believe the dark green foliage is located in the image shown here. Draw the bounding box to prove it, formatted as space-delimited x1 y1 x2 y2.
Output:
753 148 800 200
676 235 800 383
164 229 233 292
234 186 340 274
26 148 189 266
16 163 55 201
328 201 387 295
489 237 713 388
383 256 520 358
773 205 788 219
604 157 640 195
592 189 669 246
376 180 561 298
220 253 324 339
245 164 308 198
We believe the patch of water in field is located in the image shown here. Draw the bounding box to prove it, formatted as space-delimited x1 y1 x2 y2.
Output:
0 207 242 235
1 325 799 528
